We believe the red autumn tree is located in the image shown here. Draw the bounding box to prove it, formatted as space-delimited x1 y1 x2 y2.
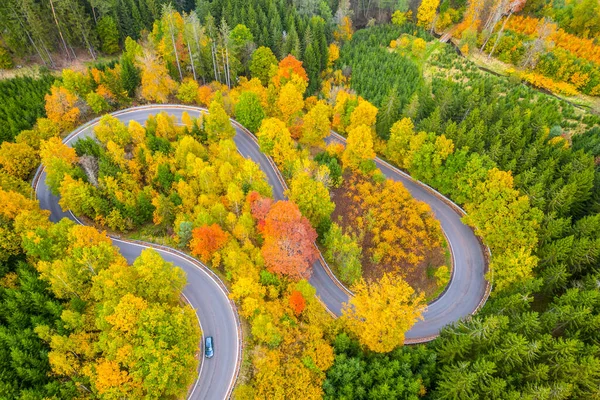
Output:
189 224 229 263
248 191 274 230
289 290 306 316
261 201 317 280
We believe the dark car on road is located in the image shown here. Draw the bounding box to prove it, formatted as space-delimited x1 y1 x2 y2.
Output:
205 336 214 358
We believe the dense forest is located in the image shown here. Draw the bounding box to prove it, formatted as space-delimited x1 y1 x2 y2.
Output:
1 0 600 398
0 75 55 142
325 20 600 397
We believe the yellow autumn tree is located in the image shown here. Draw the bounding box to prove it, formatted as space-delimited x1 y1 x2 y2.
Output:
417 0 441 28
128 120 147 145
176 78 199 104
385 117 415 168
0 142 39 179
94 115 131 147
155 112 179 141
45 86 80 129
139 50 178 103
256 118 296 167
342 124 375 171
327 43 340 67
343 273 425 352
277 82 304 129
349 100 378 131
93 359 133 396
39 137 79 194
0 189 39 220
463 168 542 290
204 99 235 142
334 16 354 42
343 175 443 270
300 101 331 148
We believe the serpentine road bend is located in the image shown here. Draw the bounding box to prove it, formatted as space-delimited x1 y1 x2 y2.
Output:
34 105 489 398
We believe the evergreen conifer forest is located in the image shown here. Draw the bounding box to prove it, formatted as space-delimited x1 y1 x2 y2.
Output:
0 0 599 398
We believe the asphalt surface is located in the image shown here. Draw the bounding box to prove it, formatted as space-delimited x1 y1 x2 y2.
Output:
34 105 488 398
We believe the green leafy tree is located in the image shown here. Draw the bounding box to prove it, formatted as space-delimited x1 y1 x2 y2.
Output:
97 16 120 55
285 171 335 232
86 92 110 114
0 47 14 69
176 78 199 104
250 46 278 86
323 333 436 399
323 223 362 285
204 99 235 142
120 37 142 97
235 91 265 133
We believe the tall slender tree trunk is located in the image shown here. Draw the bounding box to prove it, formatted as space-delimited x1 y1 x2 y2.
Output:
169 17 183 81
365 0 373 20
48 0 71 60
187 41 197 81
221 49 228 87
481 0 508 52
191 22 206 83
26 30 47 65
211 42 220 83
81 29 96 60
75 14 96 59
488 12 513 59
11 7 48 66
41 42 55 67
431 14 438 34
68 43 77 60
224 47 231 88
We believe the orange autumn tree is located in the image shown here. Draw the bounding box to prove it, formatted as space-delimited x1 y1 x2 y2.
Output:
260 201 317 280
288 290 306 316
505 15 600 65
45 86 80 129
272 55 309 94
190 224 229 263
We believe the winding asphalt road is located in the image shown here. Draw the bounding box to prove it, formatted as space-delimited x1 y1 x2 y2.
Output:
34 105 488 398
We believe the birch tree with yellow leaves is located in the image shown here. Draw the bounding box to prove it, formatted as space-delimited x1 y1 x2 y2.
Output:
342 124 375 171
417 0 441 29
139 50 178 103
343 273 425 352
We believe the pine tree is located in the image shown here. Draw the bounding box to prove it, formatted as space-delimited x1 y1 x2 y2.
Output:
97 16 120 54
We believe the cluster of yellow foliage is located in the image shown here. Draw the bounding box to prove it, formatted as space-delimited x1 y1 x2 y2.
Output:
45 86 80 130
343 273 425 352
390 35 427 57
518 71 579 97
463 168 542 291
417 0 441 28
334 16 354 42
339 174 443 273
139 51 178 103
